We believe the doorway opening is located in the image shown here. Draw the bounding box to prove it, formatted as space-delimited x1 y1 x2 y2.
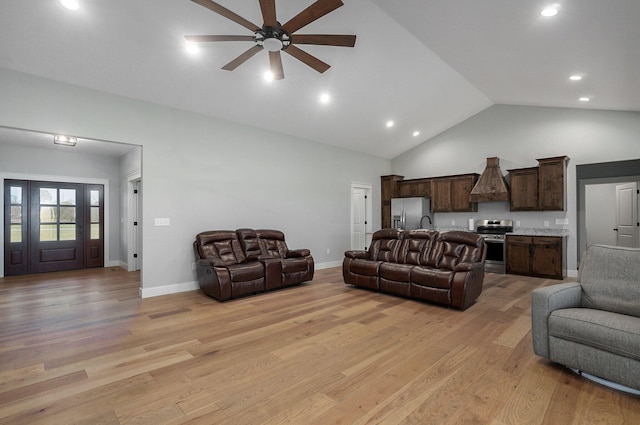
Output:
577 158 640 262
350 183 373 250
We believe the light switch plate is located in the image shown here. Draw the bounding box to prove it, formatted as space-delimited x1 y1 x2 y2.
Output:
155 218 170 226
555 218 569 225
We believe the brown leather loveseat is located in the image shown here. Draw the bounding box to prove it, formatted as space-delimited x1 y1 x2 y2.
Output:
343 229 486 310
194 229 314 301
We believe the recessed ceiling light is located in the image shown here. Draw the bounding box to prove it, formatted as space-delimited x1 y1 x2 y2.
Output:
185 42 199 55
319 93 330 104
579 97 591 102
569 75 583 81
412 131 421 137
386 120 395 128
263 71 274 82
60 0 80 11
540 5 559 17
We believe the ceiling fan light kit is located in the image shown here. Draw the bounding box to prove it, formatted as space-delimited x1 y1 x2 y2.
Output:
186 0 356 80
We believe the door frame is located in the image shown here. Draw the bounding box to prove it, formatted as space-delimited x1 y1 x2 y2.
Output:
1 172 112 277
350 182 373 250
127 171 141 272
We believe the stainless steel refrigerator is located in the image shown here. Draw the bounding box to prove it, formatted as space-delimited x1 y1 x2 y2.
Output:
391 197 432 230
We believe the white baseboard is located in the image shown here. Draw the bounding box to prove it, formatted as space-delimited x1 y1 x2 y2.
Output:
567 269 578 278
140 280 199 298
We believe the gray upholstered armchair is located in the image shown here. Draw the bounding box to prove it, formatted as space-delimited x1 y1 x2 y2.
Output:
531 244 640 393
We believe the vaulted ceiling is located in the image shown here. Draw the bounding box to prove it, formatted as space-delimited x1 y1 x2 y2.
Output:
1 0 637 159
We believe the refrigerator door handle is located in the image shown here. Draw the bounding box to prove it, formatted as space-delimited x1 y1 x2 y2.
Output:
401 208 406 230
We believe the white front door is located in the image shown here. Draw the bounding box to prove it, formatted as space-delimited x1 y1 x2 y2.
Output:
615 182 639 248
351 187 366 250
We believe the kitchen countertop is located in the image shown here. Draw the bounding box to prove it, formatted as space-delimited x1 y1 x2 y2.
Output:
507 228 569 237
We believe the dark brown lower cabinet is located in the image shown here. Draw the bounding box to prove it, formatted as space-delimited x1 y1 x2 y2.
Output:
506 235 565 279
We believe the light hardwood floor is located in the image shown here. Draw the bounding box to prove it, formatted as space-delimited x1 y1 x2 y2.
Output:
0 267 638 424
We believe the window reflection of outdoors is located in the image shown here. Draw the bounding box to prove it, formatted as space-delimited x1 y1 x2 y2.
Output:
10 187 22 243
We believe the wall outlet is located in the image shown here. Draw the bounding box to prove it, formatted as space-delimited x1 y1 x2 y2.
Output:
326 248 330 255
516 220 521 227
555 218 569 225
451 220 456 225
543 220 550 227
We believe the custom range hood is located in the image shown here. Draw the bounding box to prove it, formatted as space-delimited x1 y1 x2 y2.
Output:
469 157 510 202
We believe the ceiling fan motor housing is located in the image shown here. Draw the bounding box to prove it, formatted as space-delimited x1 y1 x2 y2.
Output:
256 25 291 51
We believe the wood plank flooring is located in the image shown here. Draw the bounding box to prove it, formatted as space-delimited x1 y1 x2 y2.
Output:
1 267 638 424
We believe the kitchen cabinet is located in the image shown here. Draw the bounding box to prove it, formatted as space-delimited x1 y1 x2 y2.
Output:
432 174 479 212
508 156 568 211
538 156 568 211
508 167 539 211
506 235 565 279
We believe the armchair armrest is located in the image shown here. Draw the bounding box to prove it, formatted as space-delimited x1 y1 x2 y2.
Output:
286 249 311 258
531 282 583 358
453 262 484 272
344 250 369 259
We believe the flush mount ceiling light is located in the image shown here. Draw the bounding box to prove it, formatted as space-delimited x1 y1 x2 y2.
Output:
60 0 80 11
185 41 200 55
54 135 77 146
540 5 560 17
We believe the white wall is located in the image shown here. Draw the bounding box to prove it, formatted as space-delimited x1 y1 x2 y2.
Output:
0 68 390 294
392 104 640 274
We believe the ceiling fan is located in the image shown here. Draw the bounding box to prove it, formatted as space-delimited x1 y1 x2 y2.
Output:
186 0 357 80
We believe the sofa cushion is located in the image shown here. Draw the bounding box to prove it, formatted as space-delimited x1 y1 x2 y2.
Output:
410 266 454 289
380 262 413 281
195 231 246 265
549 308 640 362
350 259 380 277
578 245 640 318
400 230 437 265
227 262 264 282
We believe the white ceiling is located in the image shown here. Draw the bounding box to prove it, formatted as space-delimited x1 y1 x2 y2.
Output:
0 0 637 159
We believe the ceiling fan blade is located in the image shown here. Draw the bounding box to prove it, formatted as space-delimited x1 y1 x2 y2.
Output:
282 0 344 34
259 0 277 28
291 34 356 47
283 45 330 74
269 51 285 80
191 0 260 32
222 45 263 71
185 35 255 42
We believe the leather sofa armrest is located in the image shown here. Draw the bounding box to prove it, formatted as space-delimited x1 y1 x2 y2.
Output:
531 282 583 359
286 249 310 258
453 262 484 272
345 250 369 259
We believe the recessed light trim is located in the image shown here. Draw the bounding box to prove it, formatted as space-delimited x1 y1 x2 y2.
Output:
579 97 591 102
386 120 395 128
263 71 274 82
540 5 559 17
412 131 421 137
319 93 330 104
60 0 80 11
185 42 199 55
569 75 583 81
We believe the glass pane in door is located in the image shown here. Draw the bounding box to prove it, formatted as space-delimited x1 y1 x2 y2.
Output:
40 188 57 205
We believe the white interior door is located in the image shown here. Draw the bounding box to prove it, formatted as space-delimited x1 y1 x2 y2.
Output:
615 182 639 247
351 187 366 250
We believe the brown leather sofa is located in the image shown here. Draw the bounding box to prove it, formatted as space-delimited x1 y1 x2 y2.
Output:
194 229 314 301
343 229 487 310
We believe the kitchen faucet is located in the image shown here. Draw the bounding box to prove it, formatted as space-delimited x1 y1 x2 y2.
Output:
420 214 432 229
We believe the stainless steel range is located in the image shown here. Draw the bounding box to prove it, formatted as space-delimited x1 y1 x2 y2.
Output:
475 219 514 274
